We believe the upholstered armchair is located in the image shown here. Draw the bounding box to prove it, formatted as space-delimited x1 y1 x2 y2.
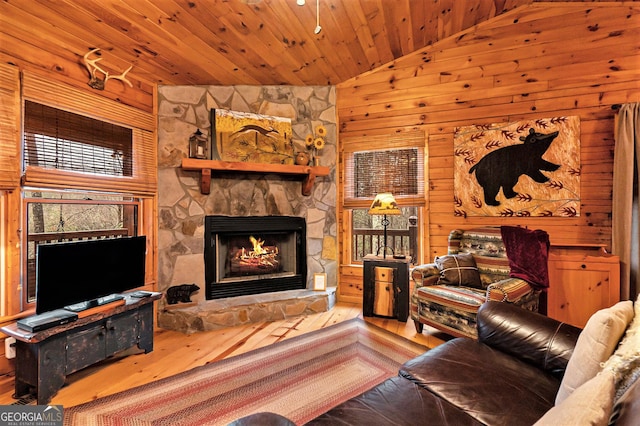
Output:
410 226 548 338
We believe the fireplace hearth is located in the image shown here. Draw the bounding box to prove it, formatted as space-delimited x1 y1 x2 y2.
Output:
204 216 307 299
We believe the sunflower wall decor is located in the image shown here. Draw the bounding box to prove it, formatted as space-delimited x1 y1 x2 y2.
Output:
305 125 327 166
210 109 294 164
453 116 581 217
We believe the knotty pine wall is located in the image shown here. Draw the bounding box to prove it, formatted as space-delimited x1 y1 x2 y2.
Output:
336 3 640 301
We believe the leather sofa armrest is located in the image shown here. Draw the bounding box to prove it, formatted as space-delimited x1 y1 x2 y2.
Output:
410 263 439 288
477 301 582 378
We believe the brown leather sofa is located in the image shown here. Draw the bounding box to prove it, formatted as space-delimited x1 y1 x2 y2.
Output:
231 301 640 426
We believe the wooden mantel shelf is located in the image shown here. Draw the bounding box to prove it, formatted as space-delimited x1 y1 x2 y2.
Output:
181 158 330 196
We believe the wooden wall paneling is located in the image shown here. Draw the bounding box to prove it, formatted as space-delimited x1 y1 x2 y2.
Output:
0 64 19 190
3 190 21 318
0 64 21 320
336 3 640 292
0 3 154 111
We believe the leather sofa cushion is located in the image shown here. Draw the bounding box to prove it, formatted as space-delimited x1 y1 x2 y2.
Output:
307 375 483 426
399 338 561 426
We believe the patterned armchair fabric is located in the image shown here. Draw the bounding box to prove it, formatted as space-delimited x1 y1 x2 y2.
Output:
410 227 540 338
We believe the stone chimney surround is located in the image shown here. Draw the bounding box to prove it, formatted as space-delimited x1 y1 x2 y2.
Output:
156 85 337 332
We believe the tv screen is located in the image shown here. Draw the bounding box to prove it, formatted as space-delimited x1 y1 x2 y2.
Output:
35 236 146 314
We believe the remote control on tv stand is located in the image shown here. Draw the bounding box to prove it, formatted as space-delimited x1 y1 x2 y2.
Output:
130 291 152 298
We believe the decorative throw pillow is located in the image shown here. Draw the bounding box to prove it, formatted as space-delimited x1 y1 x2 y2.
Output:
602 293 640 401
555 301 634 405
535 369 616 426
434 253 482 288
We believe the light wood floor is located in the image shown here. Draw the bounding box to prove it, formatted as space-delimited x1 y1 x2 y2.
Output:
0 302 451 407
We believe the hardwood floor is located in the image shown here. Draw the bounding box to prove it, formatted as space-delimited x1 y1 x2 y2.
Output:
0 302 451 408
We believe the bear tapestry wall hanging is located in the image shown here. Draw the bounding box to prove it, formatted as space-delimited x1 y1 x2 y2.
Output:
453 116 580 217
210 109 294 164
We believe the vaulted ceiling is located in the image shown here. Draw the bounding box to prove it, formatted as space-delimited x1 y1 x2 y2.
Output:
0 0 626 87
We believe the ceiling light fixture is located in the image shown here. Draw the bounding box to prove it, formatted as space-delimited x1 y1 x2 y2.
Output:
314 0 322 34
296 0 305 5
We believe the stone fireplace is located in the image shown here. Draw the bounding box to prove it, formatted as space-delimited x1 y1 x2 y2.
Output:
204 215 307 299
156 85 337 333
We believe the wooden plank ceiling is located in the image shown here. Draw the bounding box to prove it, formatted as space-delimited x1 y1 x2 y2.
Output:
0 0 626 87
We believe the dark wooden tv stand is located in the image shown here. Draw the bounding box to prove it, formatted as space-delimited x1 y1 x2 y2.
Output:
1 292 161 405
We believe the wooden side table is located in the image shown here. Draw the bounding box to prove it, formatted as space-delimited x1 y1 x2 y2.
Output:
362 255 410 321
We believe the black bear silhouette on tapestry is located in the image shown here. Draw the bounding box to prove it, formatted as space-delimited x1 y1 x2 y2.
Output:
166 284 200 304
468 128 560 206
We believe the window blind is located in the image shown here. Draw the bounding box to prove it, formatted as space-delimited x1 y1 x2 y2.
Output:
24 101 133 177
21 71 157 195
343 131 426 207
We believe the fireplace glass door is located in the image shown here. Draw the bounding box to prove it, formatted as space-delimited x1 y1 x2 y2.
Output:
204 216 307 299
217 232 298 282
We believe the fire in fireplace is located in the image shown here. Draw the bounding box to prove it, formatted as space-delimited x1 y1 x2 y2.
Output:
229 235 281 276
204 216 307 299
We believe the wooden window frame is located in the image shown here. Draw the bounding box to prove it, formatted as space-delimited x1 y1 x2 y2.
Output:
340 131 428 266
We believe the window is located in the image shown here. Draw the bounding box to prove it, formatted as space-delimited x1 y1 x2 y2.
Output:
6 72 158 316
351 206 419 262
342 131 426 263
22 190 141 308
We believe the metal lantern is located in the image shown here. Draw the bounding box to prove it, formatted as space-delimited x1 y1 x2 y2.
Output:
189 129 208 159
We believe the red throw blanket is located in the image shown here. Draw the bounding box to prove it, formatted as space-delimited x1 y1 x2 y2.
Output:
500 226 550 290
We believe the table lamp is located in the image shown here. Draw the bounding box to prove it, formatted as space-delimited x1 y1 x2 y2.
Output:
368 192 401 258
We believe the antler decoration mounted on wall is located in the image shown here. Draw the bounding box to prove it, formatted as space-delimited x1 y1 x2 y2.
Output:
83 48 133 90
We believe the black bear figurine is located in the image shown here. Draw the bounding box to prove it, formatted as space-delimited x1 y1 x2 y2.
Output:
166 283 200 304
469 128 561 206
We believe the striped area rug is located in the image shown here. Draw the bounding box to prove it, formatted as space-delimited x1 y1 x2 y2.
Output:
64 319 427 426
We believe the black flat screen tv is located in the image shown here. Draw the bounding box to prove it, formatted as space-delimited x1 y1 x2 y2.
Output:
35 236 146 314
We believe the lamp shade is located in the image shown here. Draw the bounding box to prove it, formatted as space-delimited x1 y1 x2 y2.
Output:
368 193 401 215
